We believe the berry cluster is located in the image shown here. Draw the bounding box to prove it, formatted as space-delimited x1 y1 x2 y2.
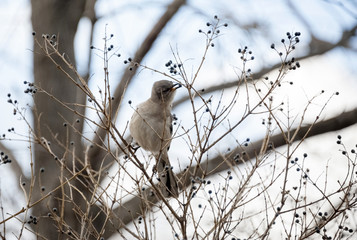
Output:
238 46 255 62
0 151 11 164
2 93 19 146
34 32 57 46
165 60 181 75
237 46 255 75
271 32 302 70
27 215 38 225
6 93 17 105
198 15 228 47
123 57 139 71
290 153 309 178
107 33 115 51
123 57 132 64
90 33 121 59
107 44 114 51
336 134 357 155
23 81 37 94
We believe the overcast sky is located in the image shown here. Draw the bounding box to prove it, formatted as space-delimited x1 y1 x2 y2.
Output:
0 1 356 239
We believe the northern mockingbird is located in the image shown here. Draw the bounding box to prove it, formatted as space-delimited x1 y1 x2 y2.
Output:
129 80 181 197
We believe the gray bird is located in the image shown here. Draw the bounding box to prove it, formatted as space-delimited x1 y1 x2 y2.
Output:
129 80 181 197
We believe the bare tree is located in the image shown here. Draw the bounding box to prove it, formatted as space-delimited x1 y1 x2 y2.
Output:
0 0 356 239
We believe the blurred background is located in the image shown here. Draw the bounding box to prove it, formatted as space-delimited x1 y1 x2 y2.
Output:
0 0 356 239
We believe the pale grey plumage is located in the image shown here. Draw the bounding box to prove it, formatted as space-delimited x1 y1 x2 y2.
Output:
129 80 180 197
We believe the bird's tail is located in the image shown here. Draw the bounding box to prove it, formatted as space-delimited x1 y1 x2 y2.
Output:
156 154 179 198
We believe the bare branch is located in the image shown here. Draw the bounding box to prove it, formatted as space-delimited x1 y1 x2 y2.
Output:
97 107 357 235
88 0 187 170
173 24 357 107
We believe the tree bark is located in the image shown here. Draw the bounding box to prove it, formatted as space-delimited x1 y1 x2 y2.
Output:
31 1 86 238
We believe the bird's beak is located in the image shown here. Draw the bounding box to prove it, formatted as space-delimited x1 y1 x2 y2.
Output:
171 83 182 91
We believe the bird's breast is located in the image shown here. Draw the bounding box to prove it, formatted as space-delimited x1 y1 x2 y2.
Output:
130 106 172 153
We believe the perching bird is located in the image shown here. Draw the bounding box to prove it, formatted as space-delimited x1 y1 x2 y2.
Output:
129 80 181 197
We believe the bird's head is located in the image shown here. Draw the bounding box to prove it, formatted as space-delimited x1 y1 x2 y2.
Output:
151 80 181 104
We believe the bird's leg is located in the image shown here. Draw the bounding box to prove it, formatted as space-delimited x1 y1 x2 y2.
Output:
152 164 157 174
129 141 141 153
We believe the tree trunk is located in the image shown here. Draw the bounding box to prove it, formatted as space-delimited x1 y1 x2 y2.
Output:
31 1 86 238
